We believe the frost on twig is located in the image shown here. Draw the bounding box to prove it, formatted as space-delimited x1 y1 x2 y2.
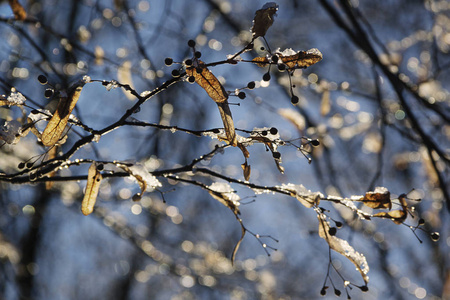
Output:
208 182 241 215
117 163 162 201
279 183 322 208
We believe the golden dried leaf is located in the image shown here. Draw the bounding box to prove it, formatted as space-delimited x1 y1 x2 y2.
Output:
8 0 27 21
280 48 323 70
41 84 83 147
251 2 279 38
253 48 323 70
373 210 406 225
252 56 270 67
186 61 228 103
361 187 391 209
81 163 103 216
238 143 250 158
216 102 237 146
241 161 251 181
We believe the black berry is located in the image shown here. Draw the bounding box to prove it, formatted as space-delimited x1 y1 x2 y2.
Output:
272 152 281 159
44 89 54 98
291 95 299 104
269 127 278 135
311 139 320 146
188 39 196 47
164 57 173 66
328 227 337 236
238 92 246 99
171 70 180 77
262 72 271 81
38 75 48 85
247 81 256 89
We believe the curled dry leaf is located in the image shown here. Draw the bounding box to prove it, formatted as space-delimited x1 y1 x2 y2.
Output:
81 163 103 216
186 61 227 103
361 186 391 209
41 83 84 147
241 161 251 181
373 193 408 224
187 61 237 146
208 182 240 215
8 0 27 20
318 213 370 284
253 48 323 70
251 2 279 38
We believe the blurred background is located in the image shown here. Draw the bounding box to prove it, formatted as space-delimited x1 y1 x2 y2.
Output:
0 0 449 299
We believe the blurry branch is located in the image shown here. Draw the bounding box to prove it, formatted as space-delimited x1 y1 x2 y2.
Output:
319 0 450 210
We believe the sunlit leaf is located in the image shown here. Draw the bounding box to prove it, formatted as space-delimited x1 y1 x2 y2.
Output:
81 163 103 216
372 193 408 224
251 2 279 38
217 101 237 146
318 213 370 284
252 48 323 70
8 0 27 20
373 210 406 224
361 186 391 209
241 161 251 181
186 61 228 103
41 83 84 147
187 61 237 146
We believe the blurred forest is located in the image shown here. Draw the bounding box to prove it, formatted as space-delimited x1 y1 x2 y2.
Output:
0 0 449 299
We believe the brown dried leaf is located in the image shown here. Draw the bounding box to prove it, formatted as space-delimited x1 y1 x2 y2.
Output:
318 213 370 284
81 163 102 216
241 161 251 181
8 0 27 21
361 187 391 209
186 61 228 103
251 2 279 38
187 61 237 146
253 48 323 70
280 48 323 70
372 193 408 224
216 101 237 146
41 84 84 147
373 210 406 225
252 56 270 67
